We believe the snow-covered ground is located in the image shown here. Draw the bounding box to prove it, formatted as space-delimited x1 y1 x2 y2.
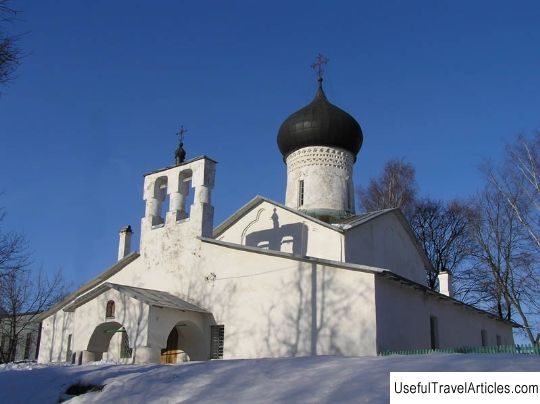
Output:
1 354 539 403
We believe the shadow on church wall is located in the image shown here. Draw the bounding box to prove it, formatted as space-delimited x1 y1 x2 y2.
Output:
45 310 73 362
120 240 241 361
245 209 308 256
260 262 374 358
115 294 148 364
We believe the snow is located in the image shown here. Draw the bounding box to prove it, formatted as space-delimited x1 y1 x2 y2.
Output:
1 355 539 403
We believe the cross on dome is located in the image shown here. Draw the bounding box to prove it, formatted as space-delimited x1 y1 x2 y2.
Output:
311 53 329 82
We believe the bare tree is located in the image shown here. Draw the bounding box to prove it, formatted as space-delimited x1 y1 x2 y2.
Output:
357 158 417 218
410 199 473 290
0 206 67 362
0 0 20 89
464 133 540 344
0 267 66 362
460 185 539 344
0 210 28 279
358 160 474 290
488 132 540 252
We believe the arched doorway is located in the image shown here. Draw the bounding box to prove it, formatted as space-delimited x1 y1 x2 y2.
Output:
87 322 132 362
160 320 206 363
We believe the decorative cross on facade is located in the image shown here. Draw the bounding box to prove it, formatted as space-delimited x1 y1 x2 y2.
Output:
311 53 329 80
205 272 217 286
177 125 188 143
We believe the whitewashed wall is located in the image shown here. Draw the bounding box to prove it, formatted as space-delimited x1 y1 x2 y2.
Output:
374 277 514 352
38 310 73 363
196 241 379 358
344 212 427 285
109 238 379 358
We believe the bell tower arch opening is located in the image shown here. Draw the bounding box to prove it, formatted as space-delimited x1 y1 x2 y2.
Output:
169 169 193 221
144 175 169 226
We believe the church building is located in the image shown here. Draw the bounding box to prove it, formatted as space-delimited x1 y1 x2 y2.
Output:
37 71 515 365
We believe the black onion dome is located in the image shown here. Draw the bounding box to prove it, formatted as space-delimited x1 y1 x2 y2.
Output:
277 80 363 160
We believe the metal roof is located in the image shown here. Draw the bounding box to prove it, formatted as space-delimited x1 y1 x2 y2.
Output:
331 209 396 229
63 282 210 314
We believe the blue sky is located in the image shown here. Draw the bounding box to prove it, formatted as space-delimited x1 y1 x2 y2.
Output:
1 0 540 288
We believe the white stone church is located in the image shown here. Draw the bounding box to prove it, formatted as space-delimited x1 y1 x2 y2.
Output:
37 77 515 365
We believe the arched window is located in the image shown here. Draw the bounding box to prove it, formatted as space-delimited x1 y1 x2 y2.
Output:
106 300 115 318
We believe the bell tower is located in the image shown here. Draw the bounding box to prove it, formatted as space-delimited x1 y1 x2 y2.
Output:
139 130 216 260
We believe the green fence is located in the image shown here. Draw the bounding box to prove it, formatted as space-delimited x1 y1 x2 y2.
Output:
378 344 540 356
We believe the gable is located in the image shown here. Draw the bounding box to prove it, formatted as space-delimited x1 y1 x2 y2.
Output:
344 210 429 285
215 197 344 261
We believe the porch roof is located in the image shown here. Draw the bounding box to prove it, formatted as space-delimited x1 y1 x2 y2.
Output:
63 282 210 314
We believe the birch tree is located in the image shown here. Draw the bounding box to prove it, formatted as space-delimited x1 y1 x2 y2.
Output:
357 158 417 219
488 133 540 252
459 184 540 345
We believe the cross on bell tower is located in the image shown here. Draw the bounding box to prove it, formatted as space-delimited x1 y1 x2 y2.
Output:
175 125 187 165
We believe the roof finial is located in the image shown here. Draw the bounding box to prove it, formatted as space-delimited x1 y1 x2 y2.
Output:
175 125 187 165
311 53 329 87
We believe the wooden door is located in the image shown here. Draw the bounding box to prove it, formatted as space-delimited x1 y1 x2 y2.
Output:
160 327 179 364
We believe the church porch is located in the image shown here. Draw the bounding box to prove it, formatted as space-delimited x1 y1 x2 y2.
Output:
63 282 214 365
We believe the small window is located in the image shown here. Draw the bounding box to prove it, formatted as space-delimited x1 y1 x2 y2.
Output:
106 300 115 318
481 329 488 347
430 316 439 349
24 333 32 360
210 325 224 359
298 180 304 207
